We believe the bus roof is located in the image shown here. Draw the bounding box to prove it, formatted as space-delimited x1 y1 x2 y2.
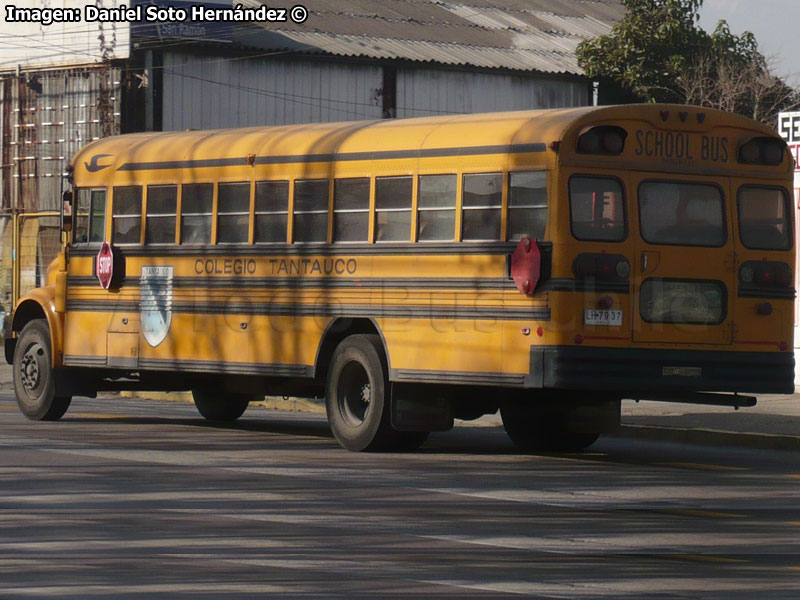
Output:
71 104 785 178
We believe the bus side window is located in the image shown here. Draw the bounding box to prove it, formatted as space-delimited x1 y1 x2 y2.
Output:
254 181 289 243
145 185 177 245
462 173 501 241
112 186 142 245
508 171 547 241
217 182 250 244
375 176 412 242
73 189 91 243
89 190 106 243
293 179 329 243
418 174 456 242
334 178 370 242
181 183 213 245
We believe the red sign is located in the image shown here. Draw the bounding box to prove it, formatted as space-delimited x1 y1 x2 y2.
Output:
96 242 114 289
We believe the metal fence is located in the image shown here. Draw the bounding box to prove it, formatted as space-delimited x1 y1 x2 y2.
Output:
0 211 61 316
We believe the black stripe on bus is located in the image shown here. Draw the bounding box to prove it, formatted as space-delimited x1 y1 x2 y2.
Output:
737 286 796 300
539 278 630 294
116 143 548 172
137 359 312 377
63 354 312 377
391 368 526 387
68 273 624 294
62 355 107 368
65 300 551 322
68 241 522 258
67 275 518 291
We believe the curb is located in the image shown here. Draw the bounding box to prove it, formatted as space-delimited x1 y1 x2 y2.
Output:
109 391 800 452
612 424 800 453
120 391 327 414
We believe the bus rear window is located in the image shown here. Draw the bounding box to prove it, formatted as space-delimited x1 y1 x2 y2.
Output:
738 186 792 250
639 182 725 247
569 176 625 241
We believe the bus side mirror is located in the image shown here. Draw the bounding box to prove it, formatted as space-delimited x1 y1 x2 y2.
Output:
62 190 73 232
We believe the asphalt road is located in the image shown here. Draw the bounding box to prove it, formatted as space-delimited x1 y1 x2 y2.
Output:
0 393 799 599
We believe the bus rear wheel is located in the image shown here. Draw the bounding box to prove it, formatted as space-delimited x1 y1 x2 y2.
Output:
500 406 599 452
13 319 72 421
192 389 256 422
325 334 427 452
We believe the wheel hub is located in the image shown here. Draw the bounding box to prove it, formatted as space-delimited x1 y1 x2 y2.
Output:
339 361 372 426
19 345 43 392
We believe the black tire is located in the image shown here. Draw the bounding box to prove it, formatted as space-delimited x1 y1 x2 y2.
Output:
13 319 72 421
192 389 257 421
500 407 599 452
326 334 423 452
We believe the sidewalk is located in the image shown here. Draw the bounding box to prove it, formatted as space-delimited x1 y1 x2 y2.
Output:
2 363 798 451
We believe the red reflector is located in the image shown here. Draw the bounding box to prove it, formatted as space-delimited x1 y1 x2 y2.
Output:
596 296 614 309
574 334 584 345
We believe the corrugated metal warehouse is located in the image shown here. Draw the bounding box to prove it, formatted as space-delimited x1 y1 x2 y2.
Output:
0 0 624 311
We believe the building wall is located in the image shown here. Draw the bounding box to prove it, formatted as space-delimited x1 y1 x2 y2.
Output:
162 53 384 130
161 53 590 130
395 67 589 118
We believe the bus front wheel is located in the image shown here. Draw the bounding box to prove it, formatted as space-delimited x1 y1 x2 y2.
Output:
500 406 599 452
192 389 255 421
326 334 426 452
13 319 72 421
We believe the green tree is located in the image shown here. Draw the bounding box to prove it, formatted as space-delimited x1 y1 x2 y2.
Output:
576 0 799 124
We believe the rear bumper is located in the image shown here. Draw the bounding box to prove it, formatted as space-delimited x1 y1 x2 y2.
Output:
528 345 795 394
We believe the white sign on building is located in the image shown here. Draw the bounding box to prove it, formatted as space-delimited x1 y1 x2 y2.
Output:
778 112 800 382
778 112 800 177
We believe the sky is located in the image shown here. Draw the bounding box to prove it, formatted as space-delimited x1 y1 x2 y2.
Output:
699 0 800 85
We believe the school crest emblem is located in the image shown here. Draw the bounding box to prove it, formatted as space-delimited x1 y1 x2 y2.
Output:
140 266 174 348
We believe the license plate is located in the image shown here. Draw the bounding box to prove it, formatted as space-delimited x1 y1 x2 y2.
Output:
584 309 623 326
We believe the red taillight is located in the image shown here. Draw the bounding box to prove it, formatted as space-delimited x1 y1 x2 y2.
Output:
743 261 793 288
573 253 630 282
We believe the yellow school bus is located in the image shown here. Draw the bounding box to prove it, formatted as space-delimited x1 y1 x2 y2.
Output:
7 105 795 451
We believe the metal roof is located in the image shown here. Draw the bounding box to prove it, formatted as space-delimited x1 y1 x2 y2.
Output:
236 0 624 75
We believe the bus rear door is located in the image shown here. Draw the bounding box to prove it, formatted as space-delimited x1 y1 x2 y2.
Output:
632 176 735 346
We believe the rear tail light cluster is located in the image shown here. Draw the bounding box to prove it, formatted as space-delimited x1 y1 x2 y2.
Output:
739 261 792 287
577 126 627 156
573 253 630 282
738 137 787 166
